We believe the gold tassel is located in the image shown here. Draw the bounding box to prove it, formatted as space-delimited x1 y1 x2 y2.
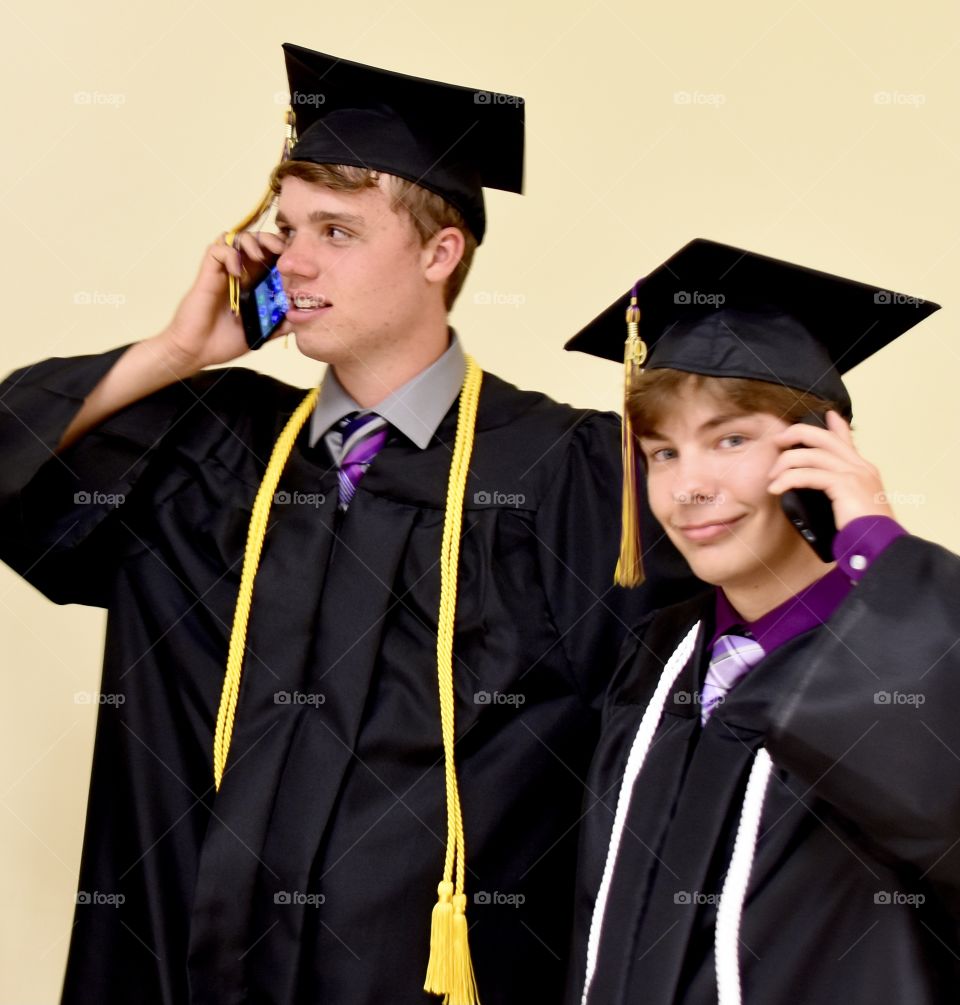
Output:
226 109 298 317
614 290 647 588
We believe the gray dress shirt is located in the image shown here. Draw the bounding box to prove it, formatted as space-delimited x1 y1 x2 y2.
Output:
307 332 467 464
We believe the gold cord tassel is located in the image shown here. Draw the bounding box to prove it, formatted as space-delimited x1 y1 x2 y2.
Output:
424 880 455 992
449 892 480 1005
424 357 484 1005
614 292 646 588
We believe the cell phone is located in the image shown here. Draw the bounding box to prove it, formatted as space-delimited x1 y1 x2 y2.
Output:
239 262 289 350
779 412 838 563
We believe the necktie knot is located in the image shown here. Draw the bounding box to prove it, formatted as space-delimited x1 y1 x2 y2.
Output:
700 631 765 725
338 411 388 508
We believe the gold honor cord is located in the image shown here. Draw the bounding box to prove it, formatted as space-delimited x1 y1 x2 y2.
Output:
211 359 485 1004
423 356 483 1005
213 386 319 790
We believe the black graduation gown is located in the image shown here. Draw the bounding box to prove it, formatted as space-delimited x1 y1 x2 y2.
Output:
0 346 695 1005
568 534 960 1005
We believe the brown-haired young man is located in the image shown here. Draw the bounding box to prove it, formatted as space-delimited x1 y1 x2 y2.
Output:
565 239 957 1005
0 46 693 1005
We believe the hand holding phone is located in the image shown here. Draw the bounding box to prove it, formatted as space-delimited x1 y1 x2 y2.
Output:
161 230 288 374
770 410 897 561
779 412 838 563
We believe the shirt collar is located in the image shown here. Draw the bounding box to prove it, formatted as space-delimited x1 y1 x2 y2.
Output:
711 565 854 655
308 331 467 450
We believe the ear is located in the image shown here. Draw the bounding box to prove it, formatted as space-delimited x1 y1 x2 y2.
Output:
422 226 465 285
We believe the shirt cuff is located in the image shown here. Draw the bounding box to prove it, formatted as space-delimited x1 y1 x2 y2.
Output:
833 515 908 580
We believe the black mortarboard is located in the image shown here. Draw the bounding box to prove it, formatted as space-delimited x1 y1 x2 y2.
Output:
566 238 940 411
565 238 940 585
282 43 525 244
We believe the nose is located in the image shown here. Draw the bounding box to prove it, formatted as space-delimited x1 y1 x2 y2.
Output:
276 234 319 283
670 453 717 507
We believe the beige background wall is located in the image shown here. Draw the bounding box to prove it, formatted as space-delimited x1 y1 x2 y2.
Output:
1 0 956 999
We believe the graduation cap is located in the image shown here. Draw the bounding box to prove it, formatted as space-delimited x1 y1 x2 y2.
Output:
282 43 525 244
565 238 940 586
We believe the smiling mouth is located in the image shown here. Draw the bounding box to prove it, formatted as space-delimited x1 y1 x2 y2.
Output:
675 515 746 542
289 293 329 311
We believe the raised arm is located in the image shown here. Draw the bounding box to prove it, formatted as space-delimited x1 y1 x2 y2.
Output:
58 230 288 450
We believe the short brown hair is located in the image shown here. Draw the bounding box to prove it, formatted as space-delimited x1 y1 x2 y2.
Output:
627 368 841 451
270 160 477 310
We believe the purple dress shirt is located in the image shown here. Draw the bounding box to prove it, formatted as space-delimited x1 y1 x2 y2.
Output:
710 515 908 653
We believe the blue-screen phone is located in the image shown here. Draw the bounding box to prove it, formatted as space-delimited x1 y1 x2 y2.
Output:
239 264 289 350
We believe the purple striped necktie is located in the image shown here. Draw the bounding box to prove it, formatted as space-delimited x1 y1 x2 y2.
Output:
337 412 389 509
700 633 766 725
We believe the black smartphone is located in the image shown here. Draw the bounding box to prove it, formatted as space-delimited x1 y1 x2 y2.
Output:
239 262 289 350
779 412 837 563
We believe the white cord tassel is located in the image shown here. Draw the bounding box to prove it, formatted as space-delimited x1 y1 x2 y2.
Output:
580 621 702 1005
715 748 773 1005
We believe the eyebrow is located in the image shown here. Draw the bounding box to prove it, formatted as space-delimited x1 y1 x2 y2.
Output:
275 209 366 228
639 412 752 441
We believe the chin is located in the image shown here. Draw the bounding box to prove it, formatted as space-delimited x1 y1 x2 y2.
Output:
684 558 744 588
674 539 758 591
290 327 358 365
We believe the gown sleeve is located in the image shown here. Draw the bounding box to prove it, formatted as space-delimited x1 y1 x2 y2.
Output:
0 346 191 606
766 534 960 915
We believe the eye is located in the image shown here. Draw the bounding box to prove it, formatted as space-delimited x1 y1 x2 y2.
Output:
718 434 747 449
647 446 676 463
276 225 293 240
326 225 352 241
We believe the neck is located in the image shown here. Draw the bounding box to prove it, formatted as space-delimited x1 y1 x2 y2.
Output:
721 553 836 623
332 321 451 409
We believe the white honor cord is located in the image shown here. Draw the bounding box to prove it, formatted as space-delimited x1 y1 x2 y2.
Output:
715 747 773 1005
580 621 702 1005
